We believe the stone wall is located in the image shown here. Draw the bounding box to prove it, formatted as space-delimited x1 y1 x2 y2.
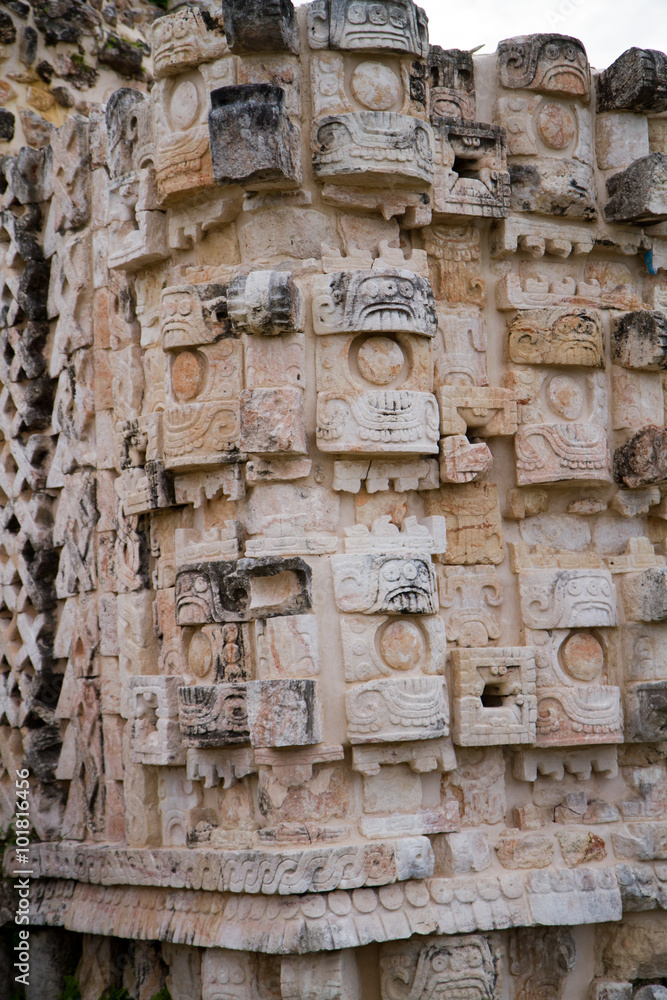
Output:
1 1 667 998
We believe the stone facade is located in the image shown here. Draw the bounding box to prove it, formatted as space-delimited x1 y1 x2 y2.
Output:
2 2 667 998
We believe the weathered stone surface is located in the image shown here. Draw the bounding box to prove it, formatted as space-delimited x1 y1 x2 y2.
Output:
428 46 476 122
307 0 429 58
222 0 299 55
312 112 434 187
508 308 604 367
498 34 591 97
611 311 667 371
605 153 667 224
175 557 312 624
614 426 667 488
450 647 537 746
596 47 667 114
209 84 302 189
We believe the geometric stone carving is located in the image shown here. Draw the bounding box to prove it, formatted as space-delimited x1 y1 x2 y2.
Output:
433 120 510 219
428 46 476 122
339 614 447 680
438 385 518 437
450 647 537 746
517 568 617 629
311 268 437 337
345 677 449 743
508 309 604 368
177 684 250 747
312 112 434 187
281 951 361 1000
331 552 438 614
497 34 591 97
437 565 502 647
439 434 494 484
128 676 186 766
515 424 610 486
380 934 501 1000
307 0 429 58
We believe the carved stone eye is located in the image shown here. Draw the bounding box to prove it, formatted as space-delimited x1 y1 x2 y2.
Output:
194 576 209 593
170 80 200 131
346 2 367 24
368 4 388 24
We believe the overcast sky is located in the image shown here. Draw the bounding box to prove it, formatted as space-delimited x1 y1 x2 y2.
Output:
296 0 666 71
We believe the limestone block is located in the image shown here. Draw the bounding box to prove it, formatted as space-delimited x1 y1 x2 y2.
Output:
345 677 448 743
517 568 617 628
307 0 429 58
281 951 360 1000
380 935 500 1000
177 683 249 747
508 308 604 367
437 565 502 647
152 8 228 79
351 737 457 775
128 676 185 766
423 223 487 306
246 679 323 747
312 112 434 187
424 483 505 565
228 270 304 335
186 746 257 789
512 745 618 781
497 34 590 97
619 568 667 623
333 458 439 492
613 425 667 488
331 552 438 614
317 387 439 454
209 84 302 189
240 387 308 455
596 113 649 171
450 647 538 746
509 157 596 220
439 435 494 484
433 830 491 876
438 386 517 437
625 682 667 742
222 0 299 55
611 822 667 861
496 834 554 869
255 615 320 678
175 557 312 624
605 154 667 225
496 268 642 312
433 120 510 219
428 46 476 122
611 371 664 431
339 614 446 680
611 311 667 370
596 47 667 113
342 514 446 555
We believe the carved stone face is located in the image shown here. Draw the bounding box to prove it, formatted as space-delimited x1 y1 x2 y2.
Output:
381 935 498 1000
330 0 428 55
175 569 218 624
160 287 206 348
376 556 436 613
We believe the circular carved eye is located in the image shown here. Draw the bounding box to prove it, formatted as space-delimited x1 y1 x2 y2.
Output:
194 575 209 594
351 62 402 110
547 375 583 420
170 80 200 131
536 102 576 149
379 620 424 670
357 337 405 385
188 631 213 677
172 350 207 401
560 632 604 682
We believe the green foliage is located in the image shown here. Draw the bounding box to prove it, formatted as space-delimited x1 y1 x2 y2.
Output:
150 989 172 1000
58 975 82 1000
153 0 170 10
98 990 132 1000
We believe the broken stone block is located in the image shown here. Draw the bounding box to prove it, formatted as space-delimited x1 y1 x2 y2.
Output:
604 153 667 224
509 158 596 220
246 678 323 747
433 830 491 875
611 311 667 370
433 120 510 219
209 84 302 189
596 113 649 171
496 833 554 869
228 270 304 335
222 0 299 54
175 557 312 624
439 435 493 483
128 676 185 766
152 8 228 79
596 47 667 113
497 34 590 97
557 830 607 867
613 425 667 488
